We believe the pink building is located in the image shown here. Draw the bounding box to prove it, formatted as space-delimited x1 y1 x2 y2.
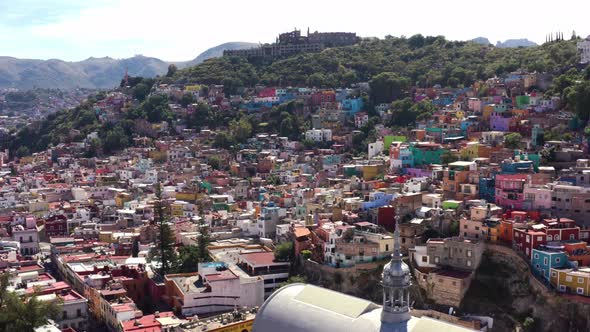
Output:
523 184 552 210
467 98 482 112
495 174 528 210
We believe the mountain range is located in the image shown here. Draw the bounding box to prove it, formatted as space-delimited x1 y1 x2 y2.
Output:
471 37 538 48
0 42 257 90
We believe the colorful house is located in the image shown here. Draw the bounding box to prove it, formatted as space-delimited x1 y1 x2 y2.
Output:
531 248 569 281
550 268 590 296
410 143 447 166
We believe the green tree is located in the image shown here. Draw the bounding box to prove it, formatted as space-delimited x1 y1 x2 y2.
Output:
301 250 312 260
133 83 150 102
504 132 522 149
230 117 253 142
197 223 211 263
166 64 178 77
149 183 177 275
213 132 234 150
449 220 460 237
85 138 102 158
208 156 222 171
279 275 307 288
132 237 140 258
567 80 590 122
369 72 410 104
180 92 195 107
175 245 201 273
274 242 294 262
15 146 30 158
104 126 129 153
0 273 61 332
523 317 536 332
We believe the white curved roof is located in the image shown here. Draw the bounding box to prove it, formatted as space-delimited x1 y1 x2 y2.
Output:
252 284 476 332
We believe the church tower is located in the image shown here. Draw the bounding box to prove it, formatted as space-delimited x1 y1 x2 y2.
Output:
381 220 412 324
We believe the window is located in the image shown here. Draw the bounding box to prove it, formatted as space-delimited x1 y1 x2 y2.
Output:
537 236 543 241
566 276 573 282
534 253 539 259
579 278 585 284
434 256 440 263
570 234 576 240
422 256 428 263
385 245 389 251
552 271 557 278
547 235 553 241
577 287 585 295
544 257 549 265
554 235 560 241
77 309 82 318
467 260 472 267
467 250 472 257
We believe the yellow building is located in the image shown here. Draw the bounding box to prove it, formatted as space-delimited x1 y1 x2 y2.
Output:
171 201 188 217
460 142 479 161
115 192 132 208
184 84 201 92
362 164 380 181
148 150 167 162
99 231 114 243
550 268 590 296
482 105 494 120
176 192 198 202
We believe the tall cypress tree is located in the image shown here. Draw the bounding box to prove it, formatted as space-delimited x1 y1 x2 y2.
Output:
152 183 177 275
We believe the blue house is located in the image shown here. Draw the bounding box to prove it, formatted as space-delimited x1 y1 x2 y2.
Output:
478 177 495 203
531 248 569 282
500 160 534 174
341 98 364 116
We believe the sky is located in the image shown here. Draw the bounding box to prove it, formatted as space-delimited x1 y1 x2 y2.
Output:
0 0 588 62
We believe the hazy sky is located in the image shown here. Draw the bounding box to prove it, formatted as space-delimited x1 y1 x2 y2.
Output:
1 0 588 61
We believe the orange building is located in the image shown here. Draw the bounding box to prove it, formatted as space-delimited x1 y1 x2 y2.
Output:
564 242 590 267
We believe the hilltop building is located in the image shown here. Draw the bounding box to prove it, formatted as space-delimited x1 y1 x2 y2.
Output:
224 29 359 59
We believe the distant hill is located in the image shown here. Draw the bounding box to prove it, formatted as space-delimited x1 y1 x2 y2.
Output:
0 55 169 90
179 42 259 68
471 37 492 45
496 39 538 48
0 41 257 90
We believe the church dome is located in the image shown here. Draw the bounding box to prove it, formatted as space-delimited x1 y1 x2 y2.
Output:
382 255 410 278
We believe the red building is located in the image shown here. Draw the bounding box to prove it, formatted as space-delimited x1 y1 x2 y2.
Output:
377 206 396 231
258 88 276 98
310 91 336 107
44 215 68 237
513 229 546 258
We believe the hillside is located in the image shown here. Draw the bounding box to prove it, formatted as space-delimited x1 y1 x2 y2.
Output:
179 42 259 67
496 39 538 48
0 42 258 90
174 36 579 90
0 55 169 90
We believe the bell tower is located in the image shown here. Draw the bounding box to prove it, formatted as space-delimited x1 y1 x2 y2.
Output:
381 219 412 323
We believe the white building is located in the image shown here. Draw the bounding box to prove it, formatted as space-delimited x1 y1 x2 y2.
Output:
578 36 590 64
12 224 39 256
368 141 384 159
165 262 264 316
305 129 332 142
